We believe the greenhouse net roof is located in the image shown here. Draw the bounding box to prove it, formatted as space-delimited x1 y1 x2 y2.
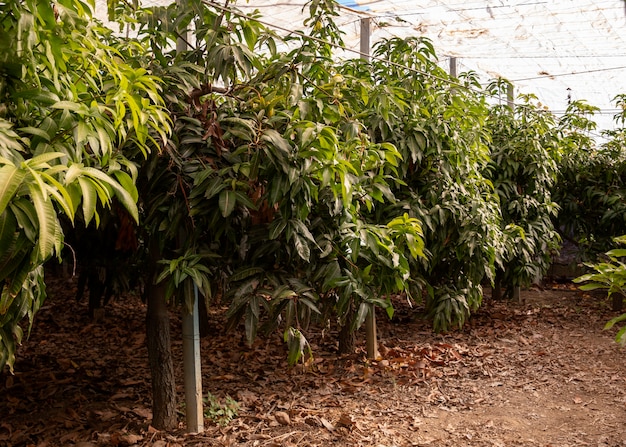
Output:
96 0 626 134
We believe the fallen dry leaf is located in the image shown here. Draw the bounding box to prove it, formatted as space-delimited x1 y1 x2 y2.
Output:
274 411 291 426
320 417 335 431
337 413 356 429
119 433 143 445
131 406 152 419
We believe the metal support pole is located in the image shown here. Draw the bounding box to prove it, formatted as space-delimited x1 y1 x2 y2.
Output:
507 83 515 109
449 56 457 78
182 285 204 433
360 18 370 61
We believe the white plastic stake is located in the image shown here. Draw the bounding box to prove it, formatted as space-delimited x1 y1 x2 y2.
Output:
182 285 204 433
176 5 203 432
360 17 379 360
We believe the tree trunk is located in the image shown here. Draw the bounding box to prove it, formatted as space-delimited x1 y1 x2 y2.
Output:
146 261 178 430
338 310 356 354
612 293 624 312
198 293 211 338
492 270 503 301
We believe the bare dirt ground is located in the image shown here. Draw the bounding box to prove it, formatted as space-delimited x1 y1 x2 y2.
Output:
1 275 626 447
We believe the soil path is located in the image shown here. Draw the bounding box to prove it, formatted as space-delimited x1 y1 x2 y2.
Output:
1 278 625 447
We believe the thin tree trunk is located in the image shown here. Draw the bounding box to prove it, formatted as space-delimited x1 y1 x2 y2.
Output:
146 258 178 430
612 293 624 312
338 310 356 354
492 269 503 301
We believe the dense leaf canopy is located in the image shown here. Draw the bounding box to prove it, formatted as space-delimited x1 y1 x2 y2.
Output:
0 0 169 372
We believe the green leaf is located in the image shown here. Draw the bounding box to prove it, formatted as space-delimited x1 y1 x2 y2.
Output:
615 325 626 346
268 218 287 240
219 190 236 217
578 282 610 291
201 177 226 200
80 167 138 222
0 327 16 373
0 165 26 216
111 170 139 203
262 129 292 156
245 296 260 345
38 171 74 221
285 327 311 366
604 312 626 330
0 210 17 257
354 302 371 329
385 304 395 320
293 233 310 262
242 22 257 50
233 191 257 210
290 219 317 244
13 89 60 105
10 199 38 242
51 101 85 112
18 126 52 142
229 267 264 282
77 177 97 225
27 185 57 261
66 167 110 206
607 249 626 258
298 297 321 315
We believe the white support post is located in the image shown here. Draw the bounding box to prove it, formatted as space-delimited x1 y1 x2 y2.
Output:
360 16 379 360
512 285 521 302
182 286 204 433
365 309 379 360
449 57 458 96
176 4 204 433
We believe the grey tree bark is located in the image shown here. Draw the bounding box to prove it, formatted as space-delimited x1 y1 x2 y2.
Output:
146 252 178 430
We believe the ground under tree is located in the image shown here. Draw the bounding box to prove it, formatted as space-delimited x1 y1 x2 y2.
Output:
1 272 626 447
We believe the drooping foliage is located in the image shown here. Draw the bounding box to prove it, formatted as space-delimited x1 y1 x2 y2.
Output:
0 0 169 372
562 97 626 347
484 81 561 296
574 234 626 342
356 37 504 330
119 0 427 355
553 97 626 259
114 0 522 348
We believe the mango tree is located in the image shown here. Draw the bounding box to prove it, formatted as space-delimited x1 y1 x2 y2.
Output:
560 98 626 310
356 37 504 330
109 0 527 426
484 82 561 299
0 0 169 373
112 0 427 428
553 97 626 259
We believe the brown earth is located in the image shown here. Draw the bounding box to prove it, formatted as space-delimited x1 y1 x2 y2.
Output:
1 275 626 447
